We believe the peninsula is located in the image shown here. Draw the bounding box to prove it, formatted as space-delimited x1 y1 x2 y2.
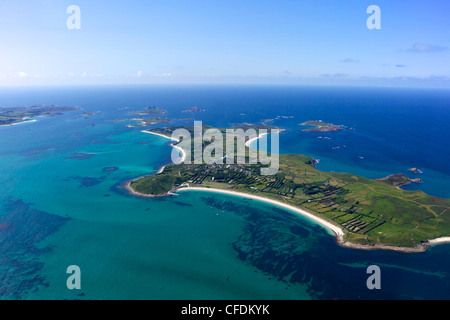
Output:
0 105 79 126
377 173 422 188
127 125 450 252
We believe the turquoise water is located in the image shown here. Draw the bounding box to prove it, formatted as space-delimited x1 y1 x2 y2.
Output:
0 86 449 300
0 109 313 299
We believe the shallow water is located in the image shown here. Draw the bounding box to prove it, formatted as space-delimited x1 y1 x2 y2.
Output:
0 85 449 299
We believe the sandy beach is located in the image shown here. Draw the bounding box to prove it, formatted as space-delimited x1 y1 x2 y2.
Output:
245 132 269 147
132 130 450 253
0 119 37 127
429 237 450 245
245 129 284 148
176 186 345 239
142 130 187 164
141 130 177 142
144 128 280 163
174 186 449 252
125 181 450 253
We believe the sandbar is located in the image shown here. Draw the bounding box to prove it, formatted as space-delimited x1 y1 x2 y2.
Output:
142 130 187 164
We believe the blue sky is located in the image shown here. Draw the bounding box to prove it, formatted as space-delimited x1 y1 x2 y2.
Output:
0 0 449 87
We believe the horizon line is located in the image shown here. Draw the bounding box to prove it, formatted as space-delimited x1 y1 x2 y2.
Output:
0 82 449 91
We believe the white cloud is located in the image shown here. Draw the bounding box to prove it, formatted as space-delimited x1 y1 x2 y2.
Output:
320 73 348 79
340 58 359 63
15 71 28 78
154 73 173 77
408 43 448 53
137 70 143 77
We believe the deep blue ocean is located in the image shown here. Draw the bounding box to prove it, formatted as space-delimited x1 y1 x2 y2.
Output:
0 85 449 299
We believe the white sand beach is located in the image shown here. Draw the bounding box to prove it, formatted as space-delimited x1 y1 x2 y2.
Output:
175 187 450 252
133 130 449 253
0 119 37 127
429 237 450 245
142 130 177 142
176 186 345 239
142 130 187 163
245 132 269 147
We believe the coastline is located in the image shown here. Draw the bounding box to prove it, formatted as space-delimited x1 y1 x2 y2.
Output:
429 237 450 245
141 130 176 141
244 129 284 148
141 130 187 164
173 186 436 253
0 118 37 127
176 186 345 239
128 130 450 253
144 127 279 164
124 179 176 198
245 132 269 148
128 180 450 253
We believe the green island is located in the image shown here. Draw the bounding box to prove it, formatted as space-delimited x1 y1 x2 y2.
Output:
128 106 168 116
124 106 171 127
183 107 205 113
300 120 343 132
127 117 172 127
127 125 450 252
0 105 79 126
82 111 101 116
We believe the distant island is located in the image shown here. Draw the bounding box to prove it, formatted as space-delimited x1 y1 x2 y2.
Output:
300 120 343 132
126 124 450 253
0 105 79 126
82 111 101 117
261 115 294 124
128 106 167 116
126 117 172 127
182 107 205 113
121 106 171 127
408 168 423 174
